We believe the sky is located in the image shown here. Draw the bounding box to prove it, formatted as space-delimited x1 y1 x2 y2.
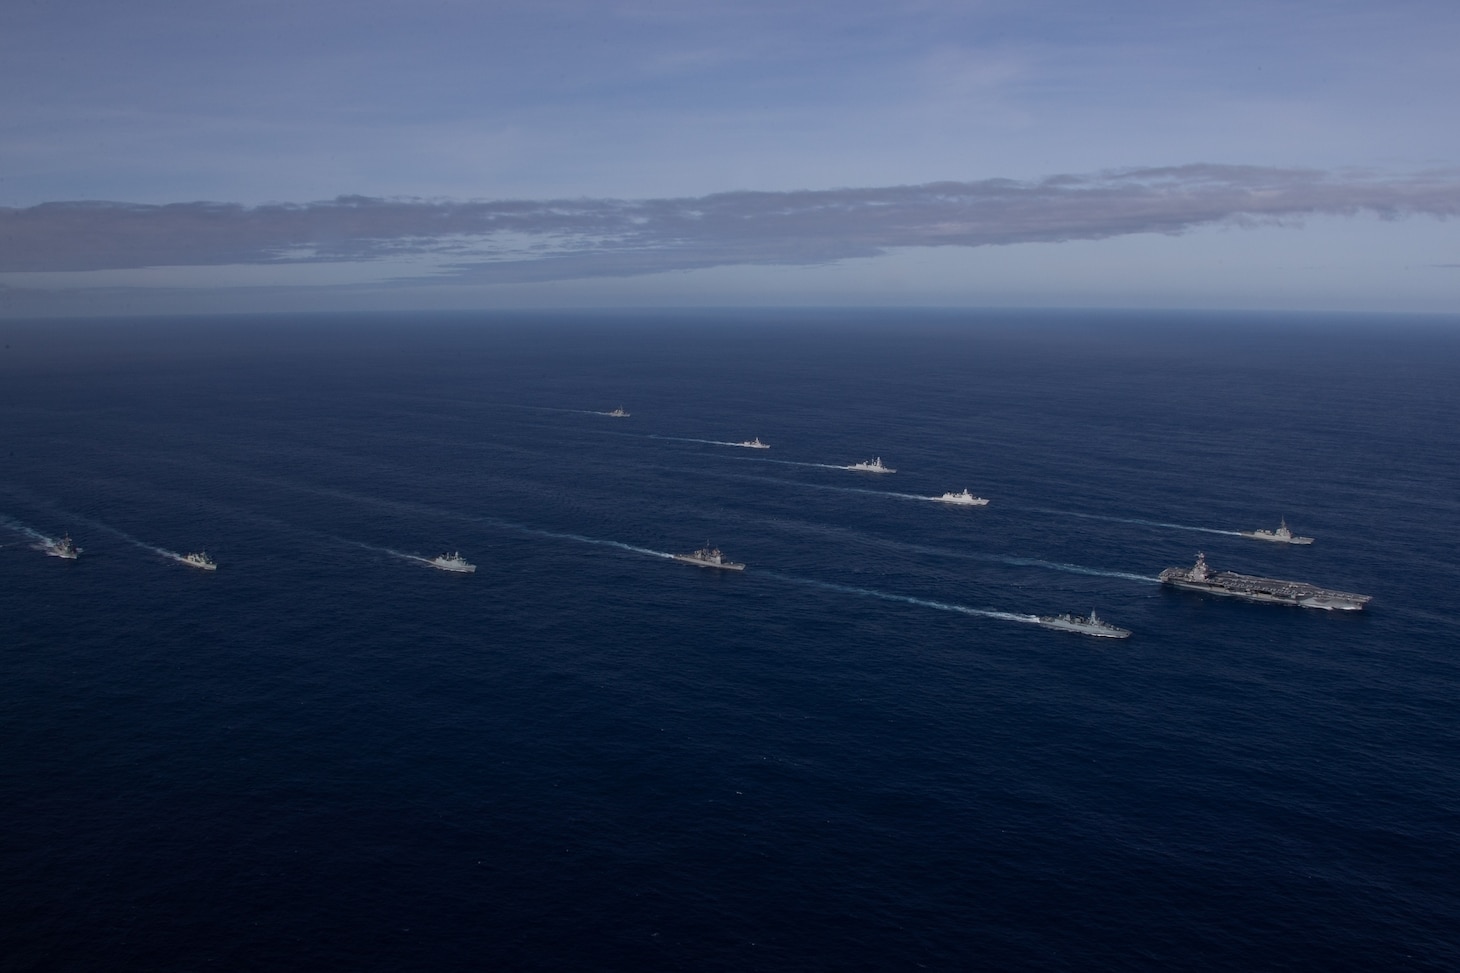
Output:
2 0 1458 316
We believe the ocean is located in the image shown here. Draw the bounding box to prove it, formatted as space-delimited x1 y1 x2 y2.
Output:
2 309 1458 971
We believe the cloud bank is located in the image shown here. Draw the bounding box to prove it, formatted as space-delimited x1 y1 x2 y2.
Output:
3 165 1457 286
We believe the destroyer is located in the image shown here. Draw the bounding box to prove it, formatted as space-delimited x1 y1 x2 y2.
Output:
672 544 745 571
1240 519 1313 545
736 437 770 449
429 552 477 573
179 551 217 571
1037 610 1131 638
44 533 81 559
607 406 630 418
1160 552 1370 610
847 458 895 473
933 489 989 506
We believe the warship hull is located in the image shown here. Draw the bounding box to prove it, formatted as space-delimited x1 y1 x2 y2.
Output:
671 554 745 571
1037 615 1131 638
1239 531 1314 545
1160 557 1370 611
933 493 989 506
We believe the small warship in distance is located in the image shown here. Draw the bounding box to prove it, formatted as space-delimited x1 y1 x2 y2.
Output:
45 534 81 559
1240 519 1314 545
736 437 769 449
607 406 630 418
933 489 989 506
429 552 477 573
180 552 217 571
1160 552 1370 610
1037 610 1131 638
672 544 745 571
847 458 895 473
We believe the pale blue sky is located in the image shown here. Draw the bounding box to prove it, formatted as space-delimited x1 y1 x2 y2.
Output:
3 0 1458 315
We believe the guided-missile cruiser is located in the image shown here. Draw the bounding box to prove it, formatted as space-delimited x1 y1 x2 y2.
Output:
45 533 81 559
672 543 745 571
1160 552 1370 610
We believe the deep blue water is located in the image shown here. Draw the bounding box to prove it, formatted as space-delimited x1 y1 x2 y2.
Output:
2 309 1458 971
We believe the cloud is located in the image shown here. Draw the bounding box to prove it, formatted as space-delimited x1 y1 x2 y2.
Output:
3 165 1457 286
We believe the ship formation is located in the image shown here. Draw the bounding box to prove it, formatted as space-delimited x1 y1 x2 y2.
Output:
1159 552 1370 611
13 403 1383 637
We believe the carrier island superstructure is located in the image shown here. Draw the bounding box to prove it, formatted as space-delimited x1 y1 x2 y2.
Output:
1160 553 1371 611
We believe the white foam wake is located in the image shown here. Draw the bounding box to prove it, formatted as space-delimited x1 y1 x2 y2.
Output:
649 435 752 448
705 469 943 503
40 511 203 564
750 457 848 471
1028 507 1242 537
489 523 673 559
1 514 56 546
338 539 442 566
758 571 1040 626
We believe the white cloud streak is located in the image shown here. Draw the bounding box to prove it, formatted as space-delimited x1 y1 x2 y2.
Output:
3 165 1456 287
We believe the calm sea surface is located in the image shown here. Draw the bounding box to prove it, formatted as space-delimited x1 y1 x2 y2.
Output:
2 310 1458 971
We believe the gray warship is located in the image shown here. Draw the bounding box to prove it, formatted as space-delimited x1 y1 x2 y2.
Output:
1239 519 1313 545
45 533 81 559
1036 610 1131 638
672 544 745 571
1159 552 1370 610
429 552 477 573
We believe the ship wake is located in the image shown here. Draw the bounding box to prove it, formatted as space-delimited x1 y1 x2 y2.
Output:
1027 507 1243 536
339 539 445 567
759 571 1040 627
39 511 203 565
496 524 673 560
2 514 59 548
650 435 763 448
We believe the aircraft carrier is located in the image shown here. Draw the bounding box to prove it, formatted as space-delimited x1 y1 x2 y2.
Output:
1160 552 1371 611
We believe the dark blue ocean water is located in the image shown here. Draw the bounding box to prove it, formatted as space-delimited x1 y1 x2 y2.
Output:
2 309 1458 971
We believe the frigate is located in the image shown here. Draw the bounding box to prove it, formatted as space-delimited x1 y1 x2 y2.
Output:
847 458 895 473
1160 552 1370 610
1240 519 1314 545
180 551 217 571
933 489 989 506
429 552 477 573
1036 610 1131 638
